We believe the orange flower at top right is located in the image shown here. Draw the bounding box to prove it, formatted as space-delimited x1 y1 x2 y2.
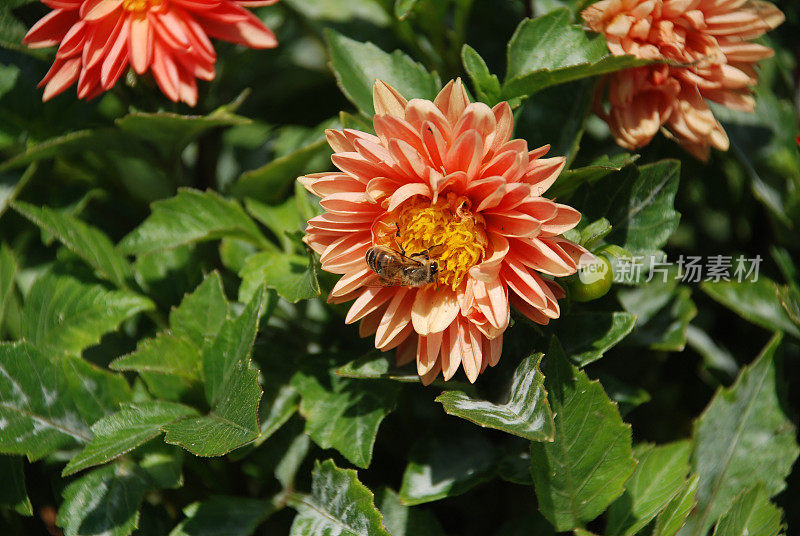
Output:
581 0 784 159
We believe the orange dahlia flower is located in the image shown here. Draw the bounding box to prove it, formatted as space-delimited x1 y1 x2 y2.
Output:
23 0 278 105
582 0 784 159
301 79 587 384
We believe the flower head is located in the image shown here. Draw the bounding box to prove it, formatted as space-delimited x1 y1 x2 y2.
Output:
302 79 586 384
582 0 784 159
23 0 279 105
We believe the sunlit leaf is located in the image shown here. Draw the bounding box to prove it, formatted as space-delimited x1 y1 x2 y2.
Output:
118 189 270 256
290 459 390 536
436 353 555 441
22 273 153 356
13 201 135 289
63 401 197 476
57 463 148 536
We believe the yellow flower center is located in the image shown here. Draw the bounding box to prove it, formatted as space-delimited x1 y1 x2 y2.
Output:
122 0 162 12
393 195 487 290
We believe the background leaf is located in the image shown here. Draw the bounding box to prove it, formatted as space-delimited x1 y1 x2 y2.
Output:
606 441 692 536
503 9 648 99
399 425 499 506
118 189 270 256
681 334 799 536
325 30 441 116
712 484 783 536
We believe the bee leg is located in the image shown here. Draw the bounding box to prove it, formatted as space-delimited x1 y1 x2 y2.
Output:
393 223 407 256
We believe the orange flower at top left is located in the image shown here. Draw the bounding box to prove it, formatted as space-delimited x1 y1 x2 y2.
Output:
23 0 279 105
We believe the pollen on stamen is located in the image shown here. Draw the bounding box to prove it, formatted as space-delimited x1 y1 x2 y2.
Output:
122 0 162 12
393 195 487 290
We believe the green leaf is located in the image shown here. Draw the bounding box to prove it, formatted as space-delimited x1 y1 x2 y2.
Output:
0 244 17 331
170 271 230 346
436 353 555 441
138 442 184 490
63 401 198 476
336 353 429 383
653 475 699 536
290 459 390 536
239 250 320 304
0 164 36 219
0 341 92 459
256 373 300 446
618 274 697 351
682 334 799 536
376 488 445 536
169 496 277 536
0 63 20 100
292 360 400 468
0 455 32 516
549 153 638 199
394 0 419 19
57 463 148 536
111 334 203 382
701 278 800 339
115 107 250 155
461 45 502 106
554 312 636 366
685 326 739 381
597 374 651 416
244 197 306 254
13 201 135 289
230 139 330 204
22 273 153 356
399 426 499 506
163 289 267 457
530 338 636 531
778 285 800 327
118 189 270 256
503 9 649 99
325 30 441 116
60 354 132 425
573 160 680 257
606 441 692 536
514 78 595 166
0 126 141 176
712 484 783 536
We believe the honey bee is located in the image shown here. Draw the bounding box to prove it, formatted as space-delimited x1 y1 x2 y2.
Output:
365 246 439 287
